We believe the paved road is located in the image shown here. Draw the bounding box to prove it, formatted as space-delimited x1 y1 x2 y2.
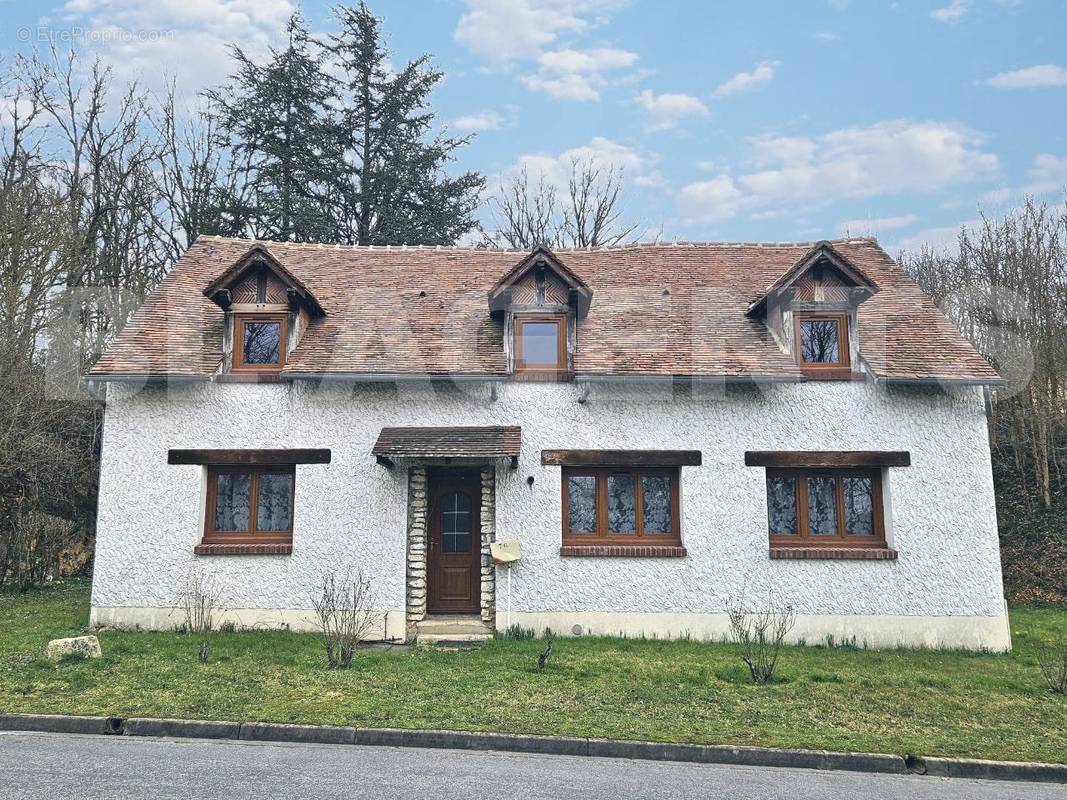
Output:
0 731 1061 800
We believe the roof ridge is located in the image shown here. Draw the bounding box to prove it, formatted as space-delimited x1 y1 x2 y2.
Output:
195 234 880 253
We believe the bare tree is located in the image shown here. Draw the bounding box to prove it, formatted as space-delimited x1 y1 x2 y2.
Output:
486 157 642 249
314 566 377 668
152 86 253 263
903 196 1067 603
0 49 170 589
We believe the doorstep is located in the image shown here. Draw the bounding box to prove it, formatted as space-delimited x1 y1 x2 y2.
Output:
415 615 494 645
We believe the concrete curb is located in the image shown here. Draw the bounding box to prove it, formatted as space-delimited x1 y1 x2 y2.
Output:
0 713 123 736
1 713 1064 784
125 718 241 740
908 754 1067 784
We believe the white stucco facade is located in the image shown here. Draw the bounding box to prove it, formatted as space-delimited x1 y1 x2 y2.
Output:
90 377 1010 650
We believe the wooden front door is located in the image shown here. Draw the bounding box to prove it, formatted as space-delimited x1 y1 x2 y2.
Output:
427 470 482 614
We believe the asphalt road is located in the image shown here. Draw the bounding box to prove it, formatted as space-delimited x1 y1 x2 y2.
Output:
0 731 1061 800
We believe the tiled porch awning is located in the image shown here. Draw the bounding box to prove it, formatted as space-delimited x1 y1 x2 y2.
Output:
372 426 521 468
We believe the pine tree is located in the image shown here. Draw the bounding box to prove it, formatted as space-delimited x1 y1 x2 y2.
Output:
325 3 484 245
205 13 341 243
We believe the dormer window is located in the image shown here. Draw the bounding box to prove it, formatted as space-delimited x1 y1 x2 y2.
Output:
746 241 877 381
515 314 566 376
488 246 591 382
203 244 326 380
796 312 849 375
234 313 287 371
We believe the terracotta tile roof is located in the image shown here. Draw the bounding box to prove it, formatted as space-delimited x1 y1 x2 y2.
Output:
372 426 522 459
89 235 1000 384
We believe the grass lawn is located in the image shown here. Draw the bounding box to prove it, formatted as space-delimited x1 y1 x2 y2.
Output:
1 581 1065 763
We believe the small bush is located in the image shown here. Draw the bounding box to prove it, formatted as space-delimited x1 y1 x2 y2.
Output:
726 595 797 685
501 624 534 640
1036 636 1067 694
178 570 219 663
314 567 376 669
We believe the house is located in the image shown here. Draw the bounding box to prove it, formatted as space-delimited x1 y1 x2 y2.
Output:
87 236 1010 650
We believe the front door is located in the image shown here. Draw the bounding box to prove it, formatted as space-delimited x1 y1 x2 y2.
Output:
427 470 481 614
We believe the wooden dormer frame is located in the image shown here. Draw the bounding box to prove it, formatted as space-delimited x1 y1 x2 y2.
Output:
746 241 878 380
745 241 877 319
488 246 592 320
204 243 326 318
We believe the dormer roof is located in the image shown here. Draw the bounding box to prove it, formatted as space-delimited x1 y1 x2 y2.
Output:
488 246 593 318
746 240 879 317
204 243 326 317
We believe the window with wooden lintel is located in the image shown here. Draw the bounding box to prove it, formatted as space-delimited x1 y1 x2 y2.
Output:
233 313 287 372
200 464 295 553
765 467 885 549
795 312 850 378
562 466 681 546
514 314 566 378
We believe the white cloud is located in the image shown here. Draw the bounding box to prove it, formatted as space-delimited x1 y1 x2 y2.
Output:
977 153 1067 203
985 64 1067 89
931 0 971 23
1031 153 1067 182
886 220 979 255
837 214 919 235
811 31 841 42
522 47 638 101
508 136 662 191
452 111 505 133
677 120 998 222
633 89 709 131
677 176 745 222
712 61 778 99
55 0 294 92
453 0 625 64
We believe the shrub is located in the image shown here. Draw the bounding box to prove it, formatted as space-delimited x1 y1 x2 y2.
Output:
178 570 219 663
1036 636 1067 694
726 596 797 685
501 624 534 640
314 567 376 669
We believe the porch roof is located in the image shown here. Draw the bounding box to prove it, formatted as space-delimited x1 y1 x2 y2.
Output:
371 426 521 467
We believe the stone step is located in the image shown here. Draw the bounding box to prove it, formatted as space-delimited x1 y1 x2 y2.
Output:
416 616 493 644
415 633 494 646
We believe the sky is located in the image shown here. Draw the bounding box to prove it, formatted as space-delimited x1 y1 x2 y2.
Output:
2 0 1066 254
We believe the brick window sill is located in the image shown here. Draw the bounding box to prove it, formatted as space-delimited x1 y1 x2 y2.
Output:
215 372 285 384
194 543 293 556
769 547 897 561
560 545 687 558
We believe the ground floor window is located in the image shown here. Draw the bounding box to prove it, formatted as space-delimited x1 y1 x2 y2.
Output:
766 467 885 548
562 466 681 545
203 464 295 546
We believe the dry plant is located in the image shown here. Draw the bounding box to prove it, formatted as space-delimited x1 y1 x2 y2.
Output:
179 570 220 662
1036 636 1067 694
726 595 797 685
314 566 376 668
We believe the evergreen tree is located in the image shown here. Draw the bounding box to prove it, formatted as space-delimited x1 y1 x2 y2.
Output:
205 13 341 243
325 3 484 245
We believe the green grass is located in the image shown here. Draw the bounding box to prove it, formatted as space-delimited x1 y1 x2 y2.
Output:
1 581 1065 763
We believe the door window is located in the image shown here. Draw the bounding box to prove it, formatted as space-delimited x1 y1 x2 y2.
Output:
441 491 472 553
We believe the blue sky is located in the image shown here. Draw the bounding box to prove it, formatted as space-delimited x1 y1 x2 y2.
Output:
3 0 1066 252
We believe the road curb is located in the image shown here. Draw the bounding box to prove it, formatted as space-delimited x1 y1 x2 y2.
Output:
0 713 123 736
125 718 241 740
1 713 1064 784
908 754 1067 784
